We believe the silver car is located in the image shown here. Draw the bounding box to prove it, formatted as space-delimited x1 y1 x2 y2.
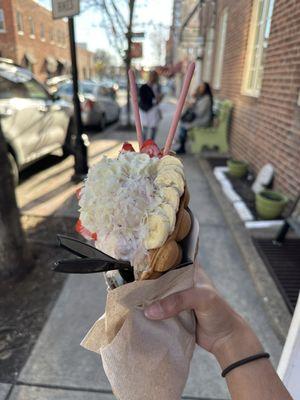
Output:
0 60 74 184
57 80 120 129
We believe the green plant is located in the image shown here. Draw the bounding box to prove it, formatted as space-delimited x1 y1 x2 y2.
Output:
227 159 248 178
255 190 288 220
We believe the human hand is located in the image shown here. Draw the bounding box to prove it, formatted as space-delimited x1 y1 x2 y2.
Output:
144 261 262 366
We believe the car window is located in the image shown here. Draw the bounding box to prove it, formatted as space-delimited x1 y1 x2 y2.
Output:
80 82 96 96
58 83 73 96
0 76 29 98
23 79 50 100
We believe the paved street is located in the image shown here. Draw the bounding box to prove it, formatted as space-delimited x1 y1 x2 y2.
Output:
6 100 283 399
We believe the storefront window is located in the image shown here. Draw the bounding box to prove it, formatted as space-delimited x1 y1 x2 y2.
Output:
0 9 6 32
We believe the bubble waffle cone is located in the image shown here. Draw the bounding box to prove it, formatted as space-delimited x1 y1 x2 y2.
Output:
140 188 192 280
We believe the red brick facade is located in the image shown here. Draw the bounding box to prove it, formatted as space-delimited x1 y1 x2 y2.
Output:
0 0 95 82
201 0 300 198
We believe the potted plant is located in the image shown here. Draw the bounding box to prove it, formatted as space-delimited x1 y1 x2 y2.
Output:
255 189 288 220
227 159 248 178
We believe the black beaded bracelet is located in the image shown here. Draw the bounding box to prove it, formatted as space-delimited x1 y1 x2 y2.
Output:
221 352 270 378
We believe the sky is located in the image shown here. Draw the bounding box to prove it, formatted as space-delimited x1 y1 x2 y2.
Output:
38 0 173 66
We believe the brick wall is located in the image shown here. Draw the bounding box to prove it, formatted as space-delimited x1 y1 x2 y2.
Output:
12 0 70 82
77 45 96 80
207 0 300 198
0 0 17 60
0 0 96 83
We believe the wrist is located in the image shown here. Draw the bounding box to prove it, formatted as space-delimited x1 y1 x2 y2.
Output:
212 318 264 370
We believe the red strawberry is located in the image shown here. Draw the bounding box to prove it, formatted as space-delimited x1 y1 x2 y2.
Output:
75 219 97 241
121 142 135 152
75 187 82 200
140 139 161 158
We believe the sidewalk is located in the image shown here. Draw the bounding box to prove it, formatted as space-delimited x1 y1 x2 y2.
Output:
4 103 283 400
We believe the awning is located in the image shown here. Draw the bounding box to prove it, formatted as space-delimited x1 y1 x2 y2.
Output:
24 52 37 64
45 56 58 73
57 58 67 65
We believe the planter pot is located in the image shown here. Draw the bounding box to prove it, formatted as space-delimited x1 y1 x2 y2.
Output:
227 159 248 178
255 190 288 220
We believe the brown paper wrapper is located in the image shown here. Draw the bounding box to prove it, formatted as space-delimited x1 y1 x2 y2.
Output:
81 213 199 400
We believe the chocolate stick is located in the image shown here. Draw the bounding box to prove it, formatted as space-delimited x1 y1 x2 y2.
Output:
163 62 195 155
128 69 143 149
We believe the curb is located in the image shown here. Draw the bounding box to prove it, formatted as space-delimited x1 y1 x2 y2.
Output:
199 157 291 343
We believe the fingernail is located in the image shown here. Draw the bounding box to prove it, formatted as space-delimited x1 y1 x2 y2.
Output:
144 302 164 319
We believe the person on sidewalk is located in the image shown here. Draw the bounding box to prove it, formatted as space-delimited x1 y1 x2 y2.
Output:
139 70 163 141
176 82 213 154
144 261 293 400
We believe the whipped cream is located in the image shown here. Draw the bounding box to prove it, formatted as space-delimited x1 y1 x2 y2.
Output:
79 151 185 272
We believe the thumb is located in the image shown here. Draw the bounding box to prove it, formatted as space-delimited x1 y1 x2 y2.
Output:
144 288 196 320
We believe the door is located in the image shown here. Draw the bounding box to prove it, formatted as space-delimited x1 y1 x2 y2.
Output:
21 78 56 154
0 75 47 166
23 78 70 152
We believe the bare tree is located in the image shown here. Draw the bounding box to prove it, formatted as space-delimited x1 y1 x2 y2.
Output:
149 23 169 66
0 120 31 278
84 0 138 126
94 49 115 77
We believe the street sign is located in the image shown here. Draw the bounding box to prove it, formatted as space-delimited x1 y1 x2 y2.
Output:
52 0 80 19
131 42 143 58
132 32 145 39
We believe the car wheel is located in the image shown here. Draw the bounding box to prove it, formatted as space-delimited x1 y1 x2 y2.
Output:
8 152 19 186
99 113 106 131
63 119 76 157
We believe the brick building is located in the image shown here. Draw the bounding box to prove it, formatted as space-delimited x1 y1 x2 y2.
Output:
0 0 95 82
201 0 300 198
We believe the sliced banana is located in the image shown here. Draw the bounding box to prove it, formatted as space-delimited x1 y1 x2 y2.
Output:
154 170 185 195
144 214 170 250
159 155 183 169
160 186 180 211
158 203 176 232
157 164 184 177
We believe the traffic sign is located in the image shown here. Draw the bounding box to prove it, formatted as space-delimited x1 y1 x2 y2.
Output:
52 0 80 19
132 32 145 39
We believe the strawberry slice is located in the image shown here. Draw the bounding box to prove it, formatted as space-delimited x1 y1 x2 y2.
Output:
75 219 97 241
121 142 135 152
140 139 161 158
75 187 82 200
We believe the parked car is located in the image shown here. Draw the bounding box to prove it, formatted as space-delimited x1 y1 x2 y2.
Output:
45 74 71 94
56 80 120 129
0 60 74 185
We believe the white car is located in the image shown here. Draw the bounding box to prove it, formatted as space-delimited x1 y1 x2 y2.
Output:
0 59 74 184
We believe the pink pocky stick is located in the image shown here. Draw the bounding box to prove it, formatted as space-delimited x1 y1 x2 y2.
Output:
128 69 143 150
163 62 195 155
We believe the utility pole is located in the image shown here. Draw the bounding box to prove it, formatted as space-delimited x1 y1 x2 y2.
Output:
125 0 135 127
68 17 89 182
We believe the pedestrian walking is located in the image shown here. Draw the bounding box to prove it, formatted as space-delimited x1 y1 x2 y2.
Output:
139 70 163 141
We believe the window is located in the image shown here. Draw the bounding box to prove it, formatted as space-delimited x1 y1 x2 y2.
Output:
202 27 215 83
57 30 61 46
28 16 35 37
62 32 66 47
49 29 54 43
40 23 45 41
0 9 6 32
0 77 27 99
242 0 275 97
23 79 49 100
213 8 228 90
16 11 24 34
